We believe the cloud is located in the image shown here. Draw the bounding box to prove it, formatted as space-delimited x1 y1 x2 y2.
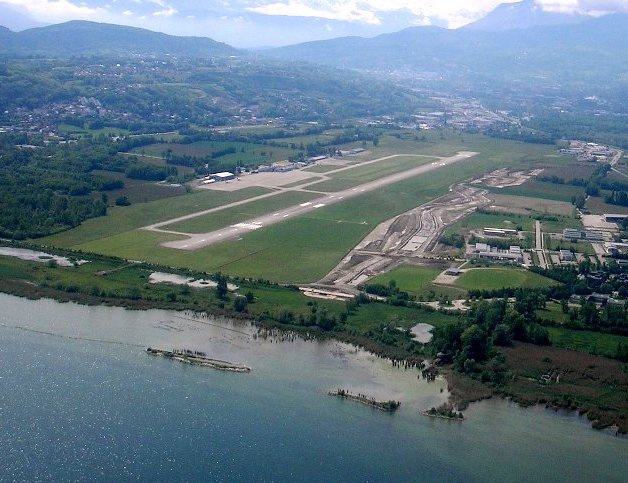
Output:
0 0 106 21
152 6 177 16
245 0 525 28
248 1 381 24
538 0 628 14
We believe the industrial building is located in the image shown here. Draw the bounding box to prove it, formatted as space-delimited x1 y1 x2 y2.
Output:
483 227 518 237
604 214 628 224
562 228 604 241
210 171 235 182
468 243 523 264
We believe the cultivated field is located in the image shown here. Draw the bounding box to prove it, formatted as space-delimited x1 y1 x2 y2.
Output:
488 180 584 203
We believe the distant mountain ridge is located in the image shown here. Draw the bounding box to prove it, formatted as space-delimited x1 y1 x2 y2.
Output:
0 20 239 57
464 0 586 31
265 14 628 88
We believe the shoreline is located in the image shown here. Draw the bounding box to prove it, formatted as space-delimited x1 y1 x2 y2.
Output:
0 282 627 435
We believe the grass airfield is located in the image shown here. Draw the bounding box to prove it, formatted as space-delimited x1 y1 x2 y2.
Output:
41 131 560 283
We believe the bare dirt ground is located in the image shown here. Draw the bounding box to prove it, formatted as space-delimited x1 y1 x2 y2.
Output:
316 183 491 288
489 193 574 216
470 168 544 188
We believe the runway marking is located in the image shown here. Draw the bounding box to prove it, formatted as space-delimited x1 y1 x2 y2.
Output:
313 203 325 208
233 223 263 230
300 202 312 207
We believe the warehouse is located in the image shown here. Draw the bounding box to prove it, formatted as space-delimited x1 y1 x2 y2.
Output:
210 171 235 182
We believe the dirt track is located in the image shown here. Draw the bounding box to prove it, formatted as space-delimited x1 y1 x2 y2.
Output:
316 183 491 288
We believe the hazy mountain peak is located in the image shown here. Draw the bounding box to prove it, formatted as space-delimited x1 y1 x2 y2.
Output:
464 0 586 31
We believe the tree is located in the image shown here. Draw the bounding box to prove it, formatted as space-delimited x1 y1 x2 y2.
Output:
115 196 130 206
233 296 247 312
215 273 228 300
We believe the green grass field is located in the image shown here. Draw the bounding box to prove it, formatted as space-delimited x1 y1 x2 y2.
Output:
304 164 342 173
455 268 559 291
488 181 584 203
536 302 569 324
132 141 299 167
163 191 320 234
444 211 535 235
368 265 442 294
366 264 466 300
548 327 628 359
307 155 435 192
44 132 561 282
346 303 459 333
543 235 595 255
40 187 271 247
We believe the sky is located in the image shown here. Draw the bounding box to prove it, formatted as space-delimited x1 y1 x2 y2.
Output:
1 0 627 47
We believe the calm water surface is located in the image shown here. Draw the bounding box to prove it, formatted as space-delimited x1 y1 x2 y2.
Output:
0 294 625 482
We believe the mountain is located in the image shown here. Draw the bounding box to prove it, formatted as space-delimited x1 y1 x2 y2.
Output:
464 0 586 31
266 14 628 89
0 21 239 58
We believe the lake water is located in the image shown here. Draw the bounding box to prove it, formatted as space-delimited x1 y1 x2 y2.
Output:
0 294 625 481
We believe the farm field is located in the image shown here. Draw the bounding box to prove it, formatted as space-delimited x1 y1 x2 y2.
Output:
132 141 300 167
539 163 598 181
586 193 628 215
92 170 189 203
489 193 575 217
488 180 584 203
444 210 535 235
454 268 559 291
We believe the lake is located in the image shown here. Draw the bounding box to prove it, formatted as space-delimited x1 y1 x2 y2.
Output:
0 294 625 482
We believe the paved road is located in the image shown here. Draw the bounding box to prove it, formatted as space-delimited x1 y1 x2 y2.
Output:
535 220 548 269
153 151 478 251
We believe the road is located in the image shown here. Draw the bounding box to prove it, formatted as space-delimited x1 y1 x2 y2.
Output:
316 183 490 287
535 220 548 269
146 151 478 251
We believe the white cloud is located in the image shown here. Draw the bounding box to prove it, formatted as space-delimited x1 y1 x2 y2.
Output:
248 1 381 24
0 0 106 21
538 0 628 14
152 6 177 17
245 0 628 28
245 0 526 28
123 9 134 16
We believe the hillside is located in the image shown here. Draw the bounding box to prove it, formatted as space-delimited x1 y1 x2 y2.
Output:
464 0 586 31
266 15 628 88
0 20 239 58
